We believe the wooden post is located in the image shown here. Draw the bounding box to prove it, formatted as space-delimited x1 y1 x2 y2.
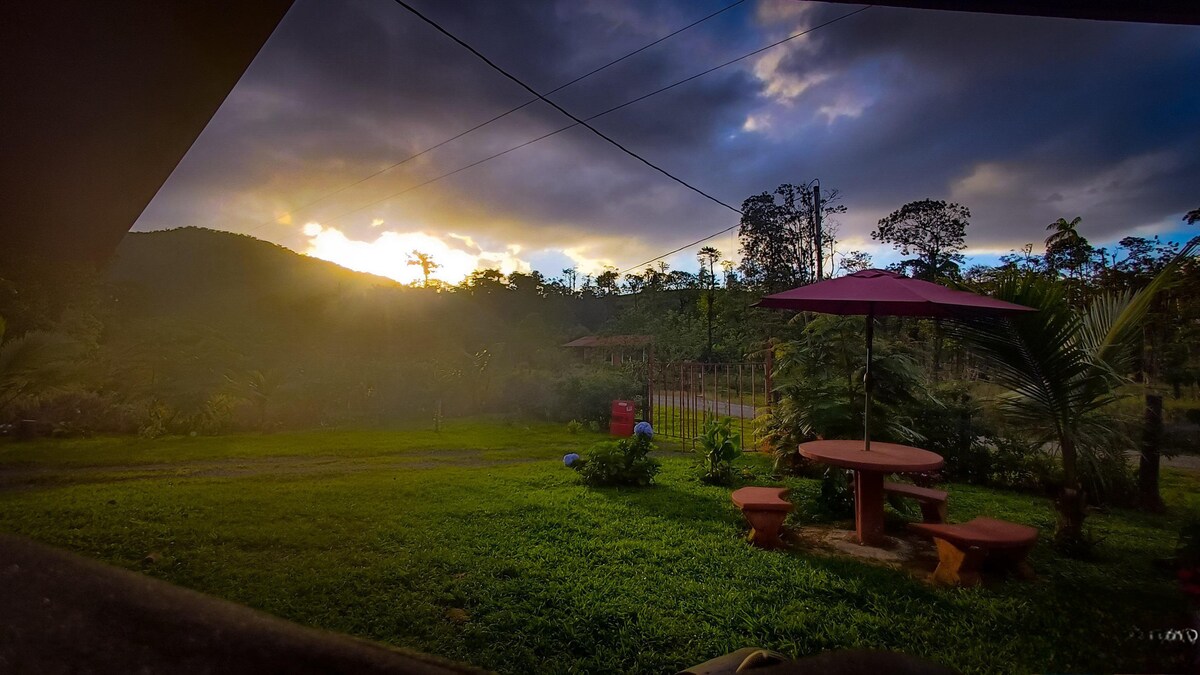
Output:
813 182 823 281
646 345 655 427
1138 393 1165 512
764 340 774 407
864 309 874 452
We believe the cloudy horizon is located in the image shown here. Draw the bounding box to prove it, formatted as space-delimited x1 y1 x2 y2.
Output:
132 0 1200 284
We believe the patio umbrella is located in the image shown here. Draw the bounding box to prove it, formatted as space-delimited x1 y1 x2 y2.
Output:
754 269 1035 451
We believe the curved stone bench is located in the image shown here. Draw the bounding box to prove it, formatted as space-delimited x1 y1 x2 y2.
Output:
731 487 793 549
883 481 948 523
909 517 1038 586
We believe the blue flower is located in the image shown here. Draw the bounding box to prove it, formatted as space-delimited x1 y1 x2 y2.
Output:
563 453 581 467
634 421 653 439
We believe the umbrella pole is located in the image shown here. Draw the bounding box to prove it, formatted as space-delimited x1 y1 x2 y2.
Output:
864 309 874 451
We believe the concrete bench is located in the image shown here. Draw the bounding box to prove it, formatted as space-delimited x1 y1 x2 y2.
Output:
883 481 948 523
909 517 1039 586
730 487 792 549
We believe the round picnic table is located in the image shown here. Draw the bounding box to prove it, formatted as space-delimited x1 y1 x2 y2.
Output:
799 440 944 546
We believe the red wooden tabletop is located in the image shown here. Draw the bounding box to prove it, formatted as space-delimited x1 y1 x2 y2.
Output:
799 440 944 473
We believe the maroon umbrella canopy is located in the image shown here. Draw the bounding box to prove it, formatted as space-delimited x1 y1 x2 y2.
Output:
755 269 1035 450
755 269 1036 317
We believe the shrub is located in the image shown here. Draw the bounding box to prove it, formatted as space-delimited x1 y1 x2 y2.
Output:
497 370 558 419
697 417 742 485
552 367 642 424
573 424 659 487
566 419 582 434
905 383 993 484
190 393 239 435
138 401 172 439
816 468 855 519
6 389 142 436
986 431 1059 491
496 367 642 425
1079 448 1138 508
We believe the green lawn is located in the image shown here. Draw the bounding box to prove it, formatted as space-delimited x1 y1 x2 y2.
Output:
0 419 1195 673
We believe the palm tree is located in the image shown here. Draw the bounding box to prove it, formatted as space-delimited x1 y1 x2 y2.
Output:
0 317 77 408
1045 217 1089 279
1044 216 1083 250
953 240 1195 550
698 246 721 360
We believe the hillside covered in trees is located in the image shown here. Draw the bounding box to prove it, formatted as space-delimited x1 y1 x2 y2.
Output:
2 193 1198 445
0 228 637 434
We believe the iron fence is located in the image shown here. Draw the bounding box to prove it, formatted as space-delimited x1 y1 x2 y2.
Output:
647 359 771 450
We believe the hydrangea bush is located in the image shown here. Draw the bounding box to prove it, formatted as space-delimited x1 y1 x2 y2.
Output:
567 422 660 487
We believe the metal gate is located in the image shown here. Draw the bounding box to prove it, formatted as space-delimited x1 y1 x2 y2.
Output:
647 359 771 450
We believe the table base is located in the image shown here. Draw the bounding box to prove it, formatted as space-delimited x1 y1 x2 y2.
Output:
855 470 885 546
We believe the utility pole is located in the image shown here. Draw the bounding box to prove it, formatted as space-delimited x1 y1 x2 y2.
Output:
813 181 824 280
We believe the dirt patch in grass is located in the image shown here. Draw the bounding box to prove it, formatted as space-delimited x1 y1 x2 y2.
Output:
788 525 942 580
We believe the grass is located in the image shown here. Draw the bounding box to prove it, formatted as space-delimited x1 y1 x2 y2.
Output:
0 418 1196 673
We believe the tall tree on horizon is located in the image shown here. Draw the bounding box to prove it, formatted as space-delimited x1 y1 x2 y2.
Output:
698 246 721 360
873 199 970 281
1044 216 1093 290
561 267 578 292
737 182 845 292
407 250 441 288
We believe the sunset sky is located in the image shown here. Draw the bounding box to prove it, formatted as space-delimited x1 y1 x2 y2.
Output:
133 0 1200 285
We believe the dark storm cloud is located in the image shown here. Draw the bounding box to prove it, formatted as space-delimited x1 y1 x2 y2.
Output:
743 5 1200 246
135 0 1200 269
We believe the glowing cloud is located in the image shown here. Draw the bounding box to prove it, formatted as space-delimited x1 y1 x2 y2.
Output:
752 49 830 102
562 245 618 276
300 222 530 285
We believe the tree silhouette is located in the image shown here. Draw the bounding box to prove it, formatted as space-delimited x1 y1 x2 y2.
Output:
594 268 620 296
1044 217 1093 303
737 183 845 291
838 250 872 275
407 250 441 288
1045 216 1083 249
698 246 721 360
873 199 970 281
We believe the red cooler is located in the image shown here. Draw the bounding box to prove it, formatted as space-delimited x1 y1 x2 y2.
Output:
610 400 635 437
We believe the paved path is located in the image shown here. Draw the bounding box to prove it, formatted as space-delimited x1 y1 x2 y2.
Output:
652 391 758 420
1129 451 1200 473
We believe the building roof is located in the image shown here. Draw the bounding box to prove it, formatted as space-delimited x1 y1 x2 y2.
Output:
562 335 654 348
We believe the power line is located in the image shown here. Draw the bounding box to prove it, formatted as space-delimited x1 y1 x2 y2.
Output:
589 6 871 121
390 0 744 215
619 223 741 275
319 4 872 228
240 0 746 235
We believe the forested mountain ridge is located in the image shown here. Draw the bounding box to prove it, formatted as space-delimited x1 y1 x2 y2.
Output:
107 227 404 318
0 227 632 433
